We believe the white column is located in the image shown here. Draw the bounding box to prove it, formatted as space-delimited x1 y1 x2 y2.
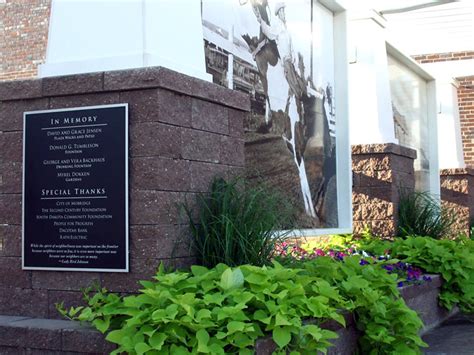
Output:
226 25 234 90
436 78 465 169
348 11 398 145
143 0 210 81
419 60 472 170
39 0 211 81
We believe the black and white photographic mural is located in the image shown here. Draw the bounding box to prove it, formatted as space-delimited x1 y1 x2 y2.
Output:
202 0 339 229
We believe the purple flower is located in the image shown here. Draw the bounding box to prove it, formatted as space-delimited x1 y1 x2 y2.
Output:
359 259 369 265
398 281 404 287
423 276 432 282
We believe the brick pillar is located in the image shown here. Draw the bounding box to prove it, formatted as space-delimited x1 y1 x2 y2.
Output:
440 168 474 236
0 66 249 318
352 143 417 238
458 76 474 167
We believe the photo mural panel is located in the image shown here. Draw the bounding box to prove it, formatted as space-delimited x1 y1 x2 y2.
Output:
202 0 338 229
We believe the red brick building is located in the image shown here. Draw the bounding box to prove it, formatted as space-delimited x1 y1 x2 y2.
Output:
0 0 51 81
412 52 474 167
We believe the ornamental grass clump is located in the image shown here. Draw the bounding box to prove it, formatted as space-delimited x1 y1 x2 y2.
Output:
398 191 457 239
182 177 295 268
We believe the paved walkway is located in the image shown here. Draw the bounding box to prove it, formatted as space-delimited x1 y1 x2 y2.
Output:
423 313 474 354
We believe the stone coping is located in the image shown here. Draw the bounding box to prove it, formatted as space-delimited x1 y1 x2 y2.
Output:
0 67 250 112
440 168 474 176
0 275 450 354
399 274 442 300
352 143 417 159
0 315 114 354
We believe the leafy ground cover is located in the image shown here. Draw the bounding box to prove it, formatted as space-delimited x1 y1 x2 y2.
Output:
58 234 474 354
286 234 474 313
60 254 427 354
361 236 474 313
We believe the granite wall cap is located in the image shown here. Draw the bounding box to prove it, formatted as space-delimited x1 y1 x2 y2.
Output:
6 318 84 331
103 66 250 111
352 143 417 159
440 168 474 176
0 316 30 326
42 72 104 97
0 79 43 101
398 274 442 300
1 67 251 112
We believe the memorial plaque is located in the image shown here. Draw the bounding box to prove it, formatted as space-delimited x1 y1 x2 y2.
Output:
22 104 128 272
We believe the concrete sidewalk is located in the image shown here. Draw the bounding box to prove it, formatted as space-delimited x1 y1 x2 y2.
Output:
423 313 474 354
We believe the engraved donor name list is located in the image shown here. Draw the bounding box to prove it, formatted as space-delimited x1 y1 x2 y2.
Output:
22 104 128 272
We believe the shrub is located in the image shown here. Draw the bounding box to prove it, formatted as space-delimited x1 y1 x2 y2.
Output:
469 218 474 240
59 258 426 354
362 236 474 313
182 177 295 268
398 191 456 239
300 257 426 354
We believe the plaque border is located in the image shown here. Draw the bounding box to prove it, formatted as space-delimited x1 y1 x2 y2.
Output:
22 103 129 273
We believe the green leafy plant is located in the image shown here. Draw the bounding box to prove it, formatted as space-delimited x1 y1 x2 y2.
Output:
362 236 474 313
398 191 456 239
469 217 474 240
182 177 295 267
285 256 426 354
59 263 342 354
59 257 426 354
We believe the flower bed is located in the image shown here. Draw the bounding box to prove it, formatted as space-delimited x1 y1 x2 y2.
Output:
59 256 428 354
47 236 473 354
1 236 470 354
275 240 433 288
0 273 452 355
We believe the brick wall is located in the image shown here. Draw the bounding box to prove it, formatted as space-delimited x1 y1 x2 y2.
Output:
412 51 474 64
0 0 51 81
458 76 474 166
0 67 249 319
412 51 474 168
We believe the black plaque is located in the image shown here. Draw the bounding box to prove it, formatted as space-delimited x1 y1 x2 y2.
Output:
22 104 128 272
